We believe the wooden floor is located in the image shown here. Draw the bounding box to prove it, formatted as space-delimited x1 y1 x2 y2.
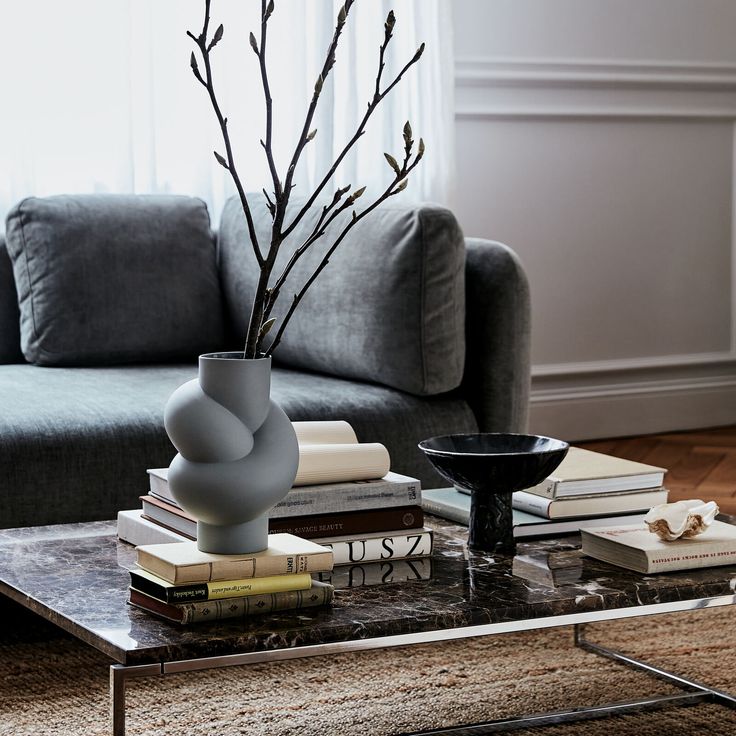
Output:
579 426 736 514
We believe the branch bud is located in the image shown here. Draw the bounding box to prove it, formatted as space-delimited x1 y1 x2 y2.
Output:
352 186 366 201
412 43 425 63
338 5 347 24
403 121 412 143
384 153 400 175
190 52 199 74
385 10 396 34
306 128 318 142
264 0 275 21
208 24 224 51
259 317 277 339
249 32 259 54
314 74 324 95
417 138 425 159
213 151 229 169
395 179 408 193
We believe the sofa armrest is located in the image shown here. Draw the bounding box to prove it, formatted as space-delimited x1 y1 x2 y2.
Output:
462 237 531 433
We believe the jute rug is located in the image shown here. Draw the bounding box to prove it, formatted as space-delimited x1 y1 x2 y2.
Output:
1 599 736 736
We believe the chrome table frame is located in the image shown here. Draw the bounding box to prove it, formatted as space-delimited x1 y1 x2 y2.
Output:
109 593 736 735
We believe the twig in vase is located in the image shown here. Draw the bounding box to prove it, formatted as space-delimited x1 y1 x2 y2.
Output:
188 0 425 359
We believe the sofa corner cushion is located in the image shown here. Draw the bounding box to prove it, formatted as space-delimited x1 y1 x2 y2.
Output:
4 194 227 366
218 195 465 396
0 238 23 364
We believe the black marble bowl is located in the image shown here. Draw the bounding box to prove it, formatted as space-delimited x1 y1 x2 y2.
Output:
419 433 569 554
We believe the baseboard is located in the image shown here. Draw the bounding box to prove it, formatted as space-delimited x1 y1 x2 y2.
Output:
529 358 736 441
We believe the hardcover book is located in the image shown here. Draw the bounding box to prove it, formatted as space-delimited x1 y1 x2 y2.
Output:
140 494 424 541
118 510 189 546
512 487 668 520
129 580 334 624
129 568 312 603
421 488 650 537
521 447 666 499
316 528 433 566
136 534 333 585
581 520 736 573
147 469 421 517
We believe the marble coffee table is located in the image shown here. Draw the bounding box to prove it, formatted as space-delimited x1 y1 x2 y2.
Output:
1 517 736 735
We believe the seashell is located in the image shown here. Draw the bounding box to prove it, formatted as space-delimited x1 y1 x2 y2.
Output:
644 499 719 541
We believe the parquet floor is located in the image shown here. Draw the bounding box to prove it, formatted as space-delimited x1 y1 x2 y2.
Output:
579 425 736 514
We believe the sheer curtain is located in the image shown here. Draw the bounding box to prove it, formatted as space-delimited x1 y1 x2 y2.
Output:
0 0 454 228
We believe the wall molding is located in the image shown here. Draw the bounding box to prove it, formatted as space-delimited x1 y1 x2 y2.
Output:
529 351 736 440
455 57 736 120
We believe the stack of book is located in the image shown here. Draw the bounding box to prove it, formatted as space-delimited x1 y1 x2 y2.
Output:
118 420 433 567
129 533 335 624
422 447 668 537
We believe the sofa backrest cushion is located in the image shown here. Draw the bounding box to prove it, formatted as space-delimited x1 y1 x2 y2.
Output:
0 237 23 364
5 194 226 366
218 194 465 396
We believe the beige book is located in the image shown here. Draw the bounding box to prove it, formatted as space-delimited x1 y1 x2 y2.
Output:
526 447 666 499
293 443 390 486
136 533 334 584
293 420 358 445
581 520 736 573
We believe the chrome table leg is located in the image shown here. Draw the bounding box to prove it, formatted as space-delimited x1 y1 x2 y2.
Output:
109 663 162 736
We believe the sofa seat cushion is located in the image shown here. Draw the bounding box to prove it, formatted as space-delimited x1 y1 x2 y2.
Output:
4 194 226 366
218 194 466 397
0 365 476 529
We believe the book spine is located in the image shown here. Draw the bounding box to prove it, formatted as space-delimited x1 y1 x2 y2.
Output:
519 480 556 500
132 571 313 603
180 582 334 624
511 492 552 519
320 529 433 565
648 548 736 573
420 498 469 525
137 548 334 584
268 506 424 538
117 510 188 546
270 479 421 518
129 582 335 624
140 513 196 541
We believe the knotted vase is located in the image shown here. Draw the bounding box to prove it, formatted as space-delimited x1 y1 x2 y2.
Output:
164 353 299 554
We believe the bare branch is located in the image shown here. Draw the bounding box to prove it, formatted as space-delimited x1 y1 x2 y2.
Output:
282 11 424 240
188 0 264 268
264 156 421 358
257 0 281 199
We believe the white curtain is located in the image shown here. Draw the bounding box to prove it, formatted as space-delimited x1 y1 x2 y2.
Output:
0 0 454 228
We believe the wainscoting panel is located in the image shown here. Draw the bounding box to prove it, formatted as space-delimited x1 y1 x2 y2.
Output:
452 55 736 439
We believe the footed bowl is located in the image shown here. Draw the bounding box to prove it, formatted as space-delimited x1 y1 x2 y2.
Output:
419 433 569 554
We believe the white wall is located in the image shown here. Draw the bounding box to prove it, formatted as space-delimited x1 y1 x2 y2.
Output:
452 0 736 440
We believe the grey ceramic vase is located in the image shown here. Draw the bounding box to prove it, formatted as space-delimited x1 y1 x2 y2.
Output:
164 353 299 554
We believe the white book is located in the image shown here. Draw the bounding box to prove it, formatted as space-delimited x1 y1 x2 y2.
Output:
117 509 188 546
581 520 736 573
523 447 666 499
272 472 420 518
149 469 421 518
316 528 433 566
421 488 649 538
512 488 668 520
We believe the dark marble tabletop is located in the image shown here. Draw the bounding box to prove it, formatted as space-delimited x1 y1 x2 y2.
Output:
1 517 735 666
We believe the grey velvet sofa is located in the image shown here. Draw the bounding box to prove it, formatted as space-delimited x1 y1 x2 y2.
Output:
0 194 530 529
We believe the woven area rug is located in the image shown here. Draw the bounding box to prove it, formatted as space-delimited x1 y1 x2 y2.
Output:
1 599 735 736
